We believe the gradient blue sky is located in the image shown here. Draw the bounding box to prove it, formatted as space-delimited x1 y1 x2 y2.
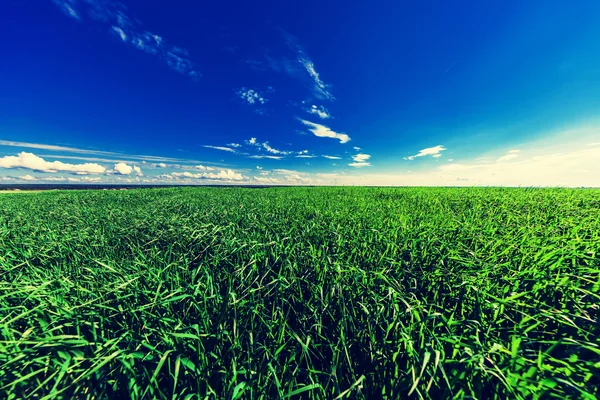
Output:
1 0 600 186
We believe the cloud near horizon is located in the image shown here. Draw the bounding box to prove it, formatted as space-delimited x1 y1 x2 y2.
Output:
112 163 143 176
0 152 106 174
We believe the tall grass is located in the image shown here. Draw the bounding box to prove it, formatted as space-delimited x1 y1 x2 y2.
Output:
0 187 598 399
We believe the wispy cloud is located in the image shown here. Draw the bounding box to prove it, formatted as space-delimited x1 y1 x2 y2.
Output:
299 119 350 143
496 149 521 162
262 143 292 155
284 33 334 99
52 0 200 78
323 155 341 160
307 105 331 119
249 155 283 160
405 145 446 160
349 153 371 168
296 155 316 158
0 140 220 165
0 152 106 174
0 140 118 156
205 138 304 160
267 32 334 100
202 145 238 153
52 0 81 20
298 57 334 100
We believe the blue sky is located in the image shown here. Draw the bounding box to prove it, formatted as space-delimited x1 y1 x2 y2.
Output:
1 0 600 186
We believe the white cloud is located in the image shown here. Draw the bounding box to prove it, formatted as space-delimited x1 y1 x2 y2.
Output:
406 145 446 160
0 152 106 174
296 155 316 158
19 174 37 181
323 155 341 160
299 119 350 143
256 166 263 170
157 163 167 168
247 137 257 145
113 162 133 175
308 105 331 119
228 143 242 148
133 165 143 176
203 145 237 153
52 0 200 78
348 153 371 168
352 154 371 162
237 88 267 105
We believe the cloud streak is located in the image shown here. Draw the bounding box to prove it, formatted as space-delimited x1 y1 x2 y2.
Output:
52 0 200 78
202 145 238 153
266 32 334 100
299 119 350 143
0 140 221 165
262 143 292 155
249 155 283 160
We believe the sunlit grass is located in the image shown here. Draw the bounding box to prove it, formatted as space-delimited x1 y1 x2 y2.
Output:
0 187 598 399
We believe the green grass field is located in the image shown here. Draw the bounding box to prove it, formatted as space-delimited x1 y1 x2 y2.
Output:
1 187 598 399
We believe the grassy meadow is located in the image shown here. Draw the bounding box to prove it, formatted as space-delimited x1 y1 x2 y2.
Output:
0 187 599 399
